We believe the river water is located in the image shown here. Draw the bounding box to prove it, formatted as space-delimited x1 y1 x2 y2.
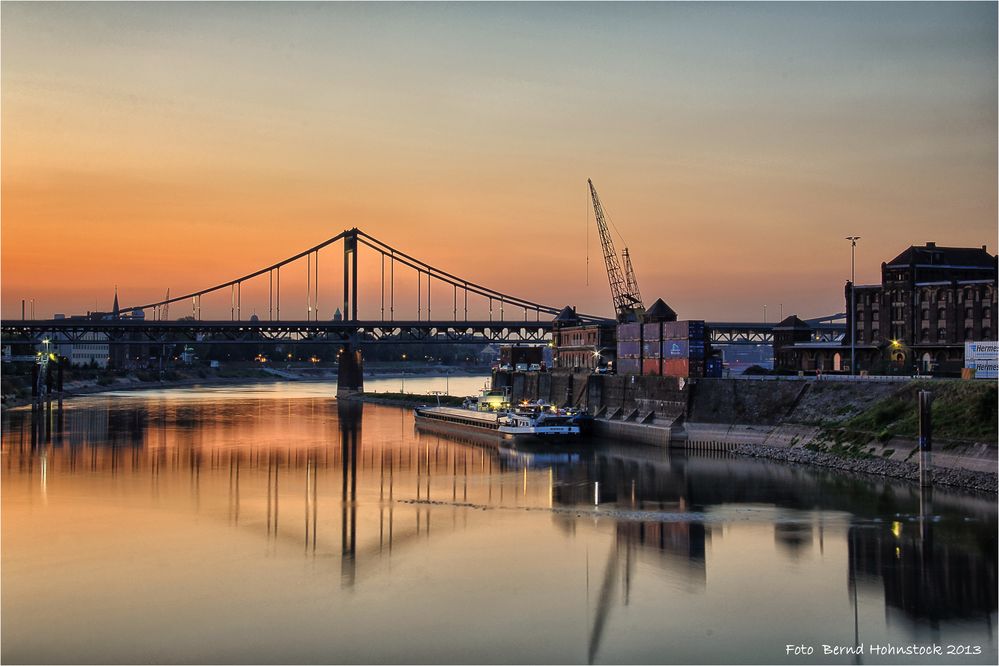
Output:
2 379 996 665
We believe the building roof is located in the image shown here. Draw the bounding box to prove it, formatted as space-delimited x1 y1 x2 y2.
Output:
774 315 812 331
886 242 996 269
554 305 580 323
644 298 677 322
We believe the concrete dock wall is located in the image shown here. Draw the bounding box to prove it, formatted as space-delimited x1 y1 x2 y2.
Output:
491 371 997 477
493 370 686 421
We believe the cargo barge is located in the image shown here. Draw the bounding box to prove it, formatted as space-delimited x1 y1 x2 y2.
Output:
414 404 580 443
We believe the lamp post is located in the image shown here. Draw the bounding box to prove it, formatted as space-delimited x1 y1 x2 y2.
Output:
846 236 861 375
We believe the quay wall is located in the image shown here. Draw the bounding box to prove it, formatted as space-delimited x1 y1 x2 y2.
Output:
495 372 944 430
494 370 686 421
491 371 998 482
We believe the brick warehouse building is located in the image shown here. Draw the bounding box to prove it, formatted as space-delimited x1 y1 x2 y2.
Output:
778 242 997 374
551 306 617 371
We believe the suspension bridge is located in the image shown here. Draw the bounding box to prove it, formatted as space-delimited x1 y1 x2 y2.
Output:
1 227 845 395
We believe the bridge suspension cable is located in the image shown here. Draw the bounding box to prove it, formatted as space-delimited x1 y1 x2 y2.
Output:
121 227 607 323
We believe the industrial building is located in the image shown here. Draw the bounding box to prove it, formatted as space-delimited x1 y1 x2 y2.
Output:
776 242 997 374
552 306 617 371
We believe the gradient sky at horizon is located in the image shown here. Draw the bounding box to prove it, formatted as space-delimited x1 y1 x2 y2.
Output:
2 1 996 321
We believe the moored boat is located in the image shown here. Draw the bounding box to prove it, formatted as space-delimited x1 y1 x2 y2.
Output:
414 389 582 444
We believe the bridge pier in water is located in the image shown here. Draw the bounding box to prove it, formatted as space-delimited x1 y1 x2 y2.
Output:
336 344 364 397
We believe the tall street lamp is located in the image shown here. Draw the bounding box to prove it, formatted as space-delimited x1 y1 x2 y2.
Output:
846 236 861 375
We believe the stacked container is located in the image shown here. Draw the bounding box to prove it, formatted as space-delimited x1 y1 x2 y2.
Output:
616 323 642 375
662 320 707 378
642 322 663 376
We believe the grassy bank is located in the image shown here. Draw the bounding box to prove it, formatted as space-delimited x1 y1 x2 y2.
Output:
833 380 997 443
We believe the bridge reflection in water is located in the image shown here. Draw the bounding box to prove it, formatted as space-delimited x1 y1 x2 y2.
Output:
2 395 996 663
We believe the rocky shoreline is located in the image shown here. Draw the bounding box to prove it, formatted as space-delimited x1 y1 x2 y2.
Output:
733 443 998 493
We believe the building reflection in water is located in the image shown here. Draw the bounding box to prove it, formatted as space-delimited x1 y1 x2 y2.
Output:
848 494 997 627
3 397 996 644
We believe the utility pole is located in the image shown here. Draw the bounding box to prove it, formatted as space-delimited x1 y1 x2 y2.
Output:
846 237 861 375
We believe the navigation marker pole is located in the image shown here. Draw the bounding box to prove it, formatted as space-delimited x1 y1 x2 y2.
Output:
918 390 933 488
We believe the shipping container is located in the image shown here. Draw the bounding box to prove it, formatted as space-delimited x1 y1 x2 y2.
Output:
617 341 642 357
642 358 662 376
617 323 642 341
500 346 543 366
705 358 723 378
643 341 661 358
662 358 707 378
663 340 689 358
663 321 686 340
664 320 706 340
642 322 662 341
617 358 641 376
662 358 689 377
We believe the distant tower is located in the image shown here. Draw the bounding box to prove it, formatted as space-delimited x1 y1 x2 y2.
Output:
333 308 343 322
109 286 125 368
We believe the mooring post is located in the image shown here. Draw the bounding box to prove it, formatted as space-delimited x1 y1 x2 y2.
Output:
918 389 933 487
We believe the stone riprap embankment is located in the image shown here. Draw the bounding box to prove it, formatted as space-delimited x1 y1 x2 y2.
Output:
733 443 997 493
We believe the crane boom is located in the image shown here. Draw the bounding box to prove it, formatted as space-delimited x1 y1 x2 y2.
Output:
621 247 643 315
588 179 643 322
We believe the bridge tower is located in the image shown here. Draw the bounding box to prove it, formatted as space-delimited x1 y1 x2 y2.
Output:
343 229 358 322
337 229 364 396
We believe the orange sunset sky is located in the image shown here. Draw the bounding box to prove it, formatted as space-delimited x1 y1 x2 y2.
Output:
2 2 996 322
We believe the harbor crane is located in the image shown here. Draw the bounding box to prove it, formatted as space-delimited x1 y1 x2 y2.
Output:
621 248 642 312
587 179 645 323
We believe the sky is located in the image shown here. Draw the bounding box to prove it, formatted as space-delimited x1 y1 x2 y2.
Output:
2 1 996 322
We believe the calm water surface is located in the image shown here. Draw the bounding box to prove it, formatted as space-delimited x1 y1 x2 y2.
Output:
2 381 996 664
